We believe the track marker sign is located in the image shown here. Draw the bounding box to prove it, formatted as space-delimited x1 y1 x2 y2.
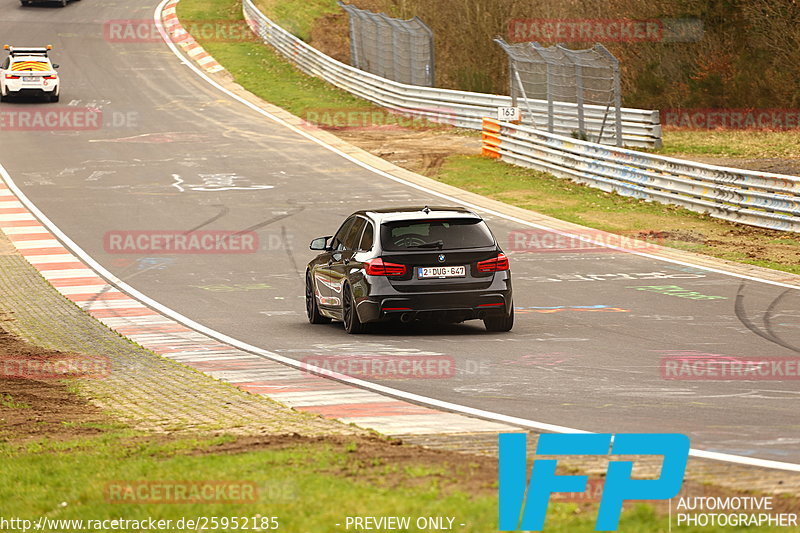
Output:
497 106 521 122
498 433 689 531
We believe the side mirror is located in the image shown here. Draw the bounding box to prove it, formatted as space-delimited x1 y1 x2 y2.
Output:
52 64 59 69
310 236 332 251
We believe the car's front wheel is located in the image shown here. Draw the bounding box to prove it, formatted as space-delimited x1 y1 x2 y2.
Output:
484 304 514 332
342 283 366 334
305 271 330 324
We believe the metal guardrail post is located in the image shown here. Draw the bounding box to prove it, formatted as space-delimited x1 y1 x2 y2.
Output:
530 43 555 134
595 44 622 147
572 56 585 138
338 2 434 87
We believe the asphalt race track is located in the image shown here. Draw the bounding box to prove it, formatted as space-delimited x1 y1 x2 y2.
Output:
2 0 800 464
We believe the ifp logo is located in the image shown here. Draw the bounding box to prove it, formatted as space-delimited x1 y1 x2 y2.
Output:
498 433 689 531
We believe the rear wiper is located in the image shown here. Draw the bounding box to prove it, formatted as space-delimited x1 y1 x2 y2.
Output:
408 240 444 249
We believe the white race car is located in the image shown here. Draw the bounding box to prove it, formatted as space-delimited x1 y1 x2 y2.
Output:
0 45 60 102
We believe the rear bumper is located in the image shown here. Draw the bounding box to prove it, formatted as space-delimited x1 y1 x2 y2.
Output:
5 87 57 96
356 274 513 323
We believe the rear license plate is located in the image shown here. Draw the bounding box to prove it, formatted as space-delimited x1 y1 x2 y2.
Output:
22 77 38 82
418 265 466 279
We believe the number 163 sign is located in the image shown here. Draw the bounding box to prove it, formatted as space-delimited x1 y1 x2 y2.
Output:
497 106 522 122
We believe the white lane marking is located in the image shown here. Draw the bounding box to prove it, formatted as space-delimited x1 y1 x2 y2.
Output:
268 390 392 407
338 414 516 434
97 316 176 326
24 254 79 264
0 213 35 222
11 239 63 249
171 174 185 192
1 226 49 235
57 285 119 295
77 300 148 310
39 269 99 280
0 0 791 472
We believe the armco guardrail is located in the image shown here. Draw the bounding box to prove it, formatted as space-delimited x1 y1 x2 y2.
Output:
482 118 800 232
242 0 661 148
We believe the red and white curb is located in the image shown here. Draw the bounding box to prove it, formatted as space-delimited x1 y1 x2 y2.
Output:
0 181 517 437
161 0 224 74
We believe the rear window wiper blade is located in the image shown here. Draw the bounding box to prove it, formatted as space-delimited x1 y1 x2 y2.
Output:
408 240 444 249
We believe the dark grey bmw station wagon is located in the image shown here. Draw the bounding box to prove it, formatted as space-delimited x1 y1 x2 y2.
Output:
305 206 513 334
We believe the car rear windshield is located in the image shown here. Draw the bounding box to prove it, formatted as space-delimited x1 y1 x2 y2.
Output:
380 219 495 251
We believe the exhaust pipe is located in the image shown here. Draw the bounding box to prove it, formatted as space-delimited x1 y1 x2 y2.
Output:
400 312 413 323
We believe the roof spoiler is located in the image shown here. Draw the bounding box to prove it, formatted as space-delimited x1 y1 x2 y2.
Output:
3 45 53 56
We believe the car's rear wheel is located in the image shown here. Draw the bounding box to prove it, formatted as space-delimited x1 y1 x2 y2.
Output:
342 283 366 334
305 271 330 324
484 304 514 332
60 0 67 6
50 92 59 103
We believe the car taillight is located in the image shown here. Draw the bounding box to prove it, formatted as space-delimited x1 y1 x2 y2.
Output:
364 258 406 276
5 75 20 79
477 253 509 272
43 75 57 79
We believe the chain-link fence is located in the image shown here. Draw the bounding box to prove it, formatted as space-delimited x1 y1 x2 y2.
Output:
495 38 622 146
338 1 435 87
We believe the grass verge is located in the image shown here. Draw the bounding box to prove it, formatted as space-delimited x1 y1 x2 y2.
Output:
0 361 707 533
658 129 800 159
5 415 778 532
177 0 799 276
254 0 339 42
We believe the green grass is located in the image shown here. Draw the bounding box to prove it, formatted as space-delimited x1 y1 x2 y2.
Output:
254 0 339 42
179 0 360 120
4 426 778 533
179 0 444 129
0 429 592 531
0 394 31 409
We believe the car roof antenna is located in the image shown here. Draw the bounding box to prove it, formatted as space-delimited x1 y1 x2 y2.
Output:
422 206 431 214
